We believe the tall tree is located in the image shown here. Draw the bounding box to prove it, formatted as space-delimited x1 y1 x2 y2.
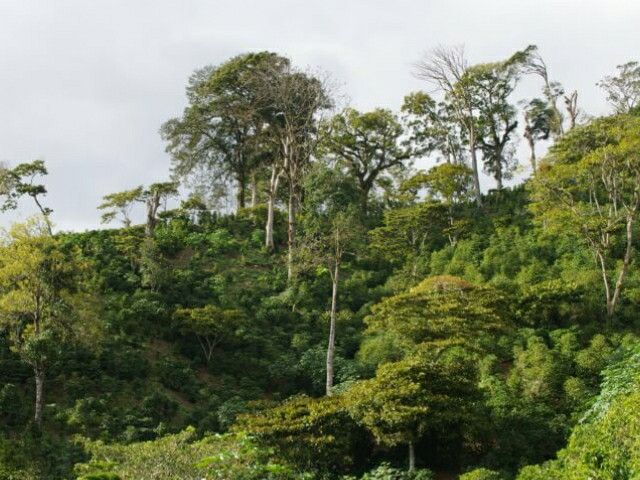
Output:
298 164 362 395
98 182 178 236
522 98 554 172
414 46 484 206
531 115 640 318
0 160 53 235
161 52 289 210
347 345 478 471
523 46 581 135
318 108 413 214
522 47 565 137
255 65 333 280
402 91 466 165
597 61 640 114
97 186 144 227
402 163 474 245
467 61 522 190
0 218 83 426
142 182 179 236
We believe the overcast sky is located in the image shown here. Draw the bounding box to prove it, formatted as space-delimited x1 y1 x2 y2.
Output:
0 0 638 231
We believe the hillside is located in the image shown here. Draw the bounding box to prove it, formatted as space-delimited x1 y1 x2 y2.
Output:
0 49 639 480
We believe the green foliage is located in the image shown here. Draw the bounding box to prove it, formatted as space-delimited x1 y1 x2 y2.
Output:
4 48 640 480
319 108 413 213
344 463 434 479
531 115 640 316
582 340 640 421
76 427 304 480
0 160 52 220
238 395 367 474
174 304 246 365
348 345 479 453
515 342 640 479
458 468 503 480
597 61 640 113
97 187 143 227
363 275 510 357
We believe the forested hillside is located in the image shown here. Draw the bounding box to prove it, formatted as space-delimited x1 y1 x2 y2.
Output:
1 48 639 480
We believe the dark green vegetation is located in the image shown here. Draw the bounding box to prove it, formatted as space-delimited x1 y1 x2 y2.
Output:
1 48 640 479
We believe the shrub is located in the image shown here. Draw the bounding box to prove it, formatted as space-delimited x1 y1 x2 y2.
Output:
458 468 503 480
345 463 434 479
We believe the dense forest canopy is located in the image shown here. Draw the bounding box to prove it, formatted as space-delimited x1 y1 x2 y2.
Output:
0 45 640 480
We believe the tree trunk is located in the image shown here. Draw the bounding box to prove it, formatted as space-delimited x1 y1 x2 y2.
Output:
525 132 537 173
608 216 635 318
408 441 416 472
265 196 276 250
448 207 456 246
287 184 297 281
468 128 482 207
145 195 159 237
250 171 258 208
495 166 503 191
265 165 281 251
596 250 614 317
359 181 371 217
34 362 44 427
236 178 246 210
326 262 339 396
33 196 53 236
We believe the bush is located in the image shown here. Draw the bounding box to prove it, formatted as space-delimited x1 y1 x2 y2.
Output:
141 391 178 422
217 396 248 431
156 358 199 400
100 345 150 381
0 384 28 427
346 463 434 479
458 468 503 480
75 428 306 480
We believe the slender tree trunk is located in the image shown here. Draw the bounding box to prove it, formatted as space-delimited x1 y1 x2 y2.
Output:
250 171 258 208
33 196 53 236
596 250 614 317
468 128 482 206
34 362 44 427
408 441 416 472
448 206 456 246
265 165 281 251
607 216 635 318
265 196 276 250
326 262 339 396
565 91 578 130
236 178 246 210
145 195 159 237
528 138 537 173
287 183 297 281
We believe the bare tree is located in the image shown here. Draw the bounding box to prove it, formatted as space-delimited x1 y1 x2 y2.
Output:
414 46 482 206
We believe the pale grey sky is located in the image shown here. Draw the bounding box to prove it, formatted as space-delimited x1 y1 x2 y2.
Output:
0 0 638 231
